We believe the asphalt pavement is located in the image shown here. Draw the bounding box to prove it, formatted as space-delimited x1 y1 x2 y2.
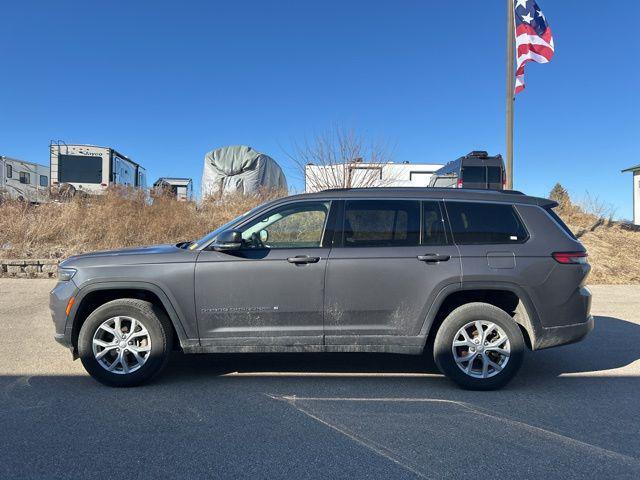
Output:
0 279 639 479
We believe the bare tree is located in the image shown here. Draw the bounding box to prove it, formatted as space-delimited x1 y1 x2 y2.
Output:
287 127 398 192
580 191 617 223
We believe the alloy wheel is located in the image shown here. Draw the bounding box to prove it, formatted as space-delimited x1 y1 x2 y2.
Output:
92 316 151 374
451 320 511 379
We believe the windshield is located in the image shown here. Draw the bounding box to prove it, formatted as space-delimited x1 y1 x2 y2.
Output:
187 203 267 250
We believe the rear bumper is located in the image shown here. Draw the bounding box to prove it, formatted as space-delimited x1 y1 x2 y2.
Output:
534 314 594 349
528 283 593 349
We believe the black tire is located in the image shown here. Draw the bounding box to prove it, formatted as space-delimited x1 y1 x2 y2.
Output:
433 302 525 390
78 298 173 387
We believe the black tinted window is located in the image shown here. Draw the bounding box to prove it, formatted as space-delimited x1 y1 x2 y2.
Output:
39 175 48 187
544 206 577 240
446 202 528 244
344 200 419 247
19 172 30 184
58 155 102 184
462 167 486 183
6 164 12 178
422 202 448 245
487 167 502 184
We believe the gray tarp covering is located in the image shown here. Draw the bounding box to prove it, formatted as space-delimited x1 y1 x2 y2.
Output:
201 145 287 198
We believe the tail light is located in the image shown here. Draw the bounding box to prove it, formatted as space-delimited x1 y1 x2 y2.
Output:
552 251 588 264
101 183 107 187
456 178 463 188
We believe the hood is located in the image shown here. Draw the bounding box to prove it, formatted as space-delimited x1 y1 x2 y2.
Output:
60 243 196 268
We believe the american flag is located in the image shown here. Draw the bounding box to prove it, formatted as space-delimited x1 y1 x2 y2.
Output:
514 0 554 94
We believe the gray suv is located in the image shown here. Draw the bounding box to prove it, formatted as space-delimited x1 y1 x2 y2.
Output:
50 188 593 390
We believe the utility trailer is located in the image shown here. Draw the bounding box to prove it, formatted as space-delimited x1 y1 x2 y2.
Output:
49 143 147 196
153 177 194 201
304 160 443 192
0 155 50 203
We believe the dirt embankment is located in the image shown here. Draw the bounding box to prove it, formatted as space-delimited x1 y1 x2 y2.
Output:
1 186 638 284
0 189 273 260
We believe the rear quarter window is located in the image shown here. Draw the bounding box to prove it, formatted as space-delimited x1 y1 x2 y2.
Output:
544 206 577 240
446 201 528 244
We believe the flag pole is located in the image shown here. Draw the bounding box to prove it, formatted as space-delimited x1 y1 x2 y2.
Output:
505 0 515 189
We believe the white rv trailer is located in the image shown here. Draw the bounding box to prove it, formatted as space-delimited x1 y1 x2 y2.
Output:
49 143 147 195
0 156 50 203
304 161 444 192
153 177 194 201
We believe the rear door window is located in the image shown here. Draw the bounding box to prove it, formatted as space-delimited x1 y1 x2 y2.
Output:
462 167 486 183
487 167 503 184
343 200 420 247
446 201 528 244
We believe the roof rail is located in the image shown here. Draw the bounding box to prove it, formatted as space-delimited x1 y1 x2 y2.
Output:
319 186 525 195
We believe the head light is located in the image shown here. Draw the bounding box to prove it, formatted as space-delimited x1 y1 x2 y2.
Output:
57 267 77 282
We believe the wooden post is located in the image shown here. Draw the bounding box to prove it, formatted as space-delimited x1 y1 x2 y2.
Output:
506 0 515 189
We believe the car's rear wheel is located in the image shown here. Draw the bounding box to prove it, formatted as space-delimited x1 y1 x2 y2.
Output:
433 302 525 390
78 299 173 387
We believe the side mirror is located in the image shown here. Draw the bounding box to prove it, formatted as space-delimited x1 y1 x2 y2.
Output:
211 229 242 251
259 229 269 244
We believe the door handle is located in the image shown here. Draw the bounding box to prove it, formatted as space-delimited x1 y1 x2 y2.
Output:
287 255 320 264
417 253 451 263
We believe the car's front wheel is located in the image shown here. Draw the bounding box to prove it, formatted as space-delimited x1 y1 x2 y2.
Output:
433 302 525 390
78 298 173 387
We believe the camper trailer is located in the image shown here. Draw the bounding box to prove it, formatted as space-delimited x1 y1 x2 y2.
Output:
153 177 194 201
304 160 443 192
49 143 147 195
428 151 506 190
0 156 49 203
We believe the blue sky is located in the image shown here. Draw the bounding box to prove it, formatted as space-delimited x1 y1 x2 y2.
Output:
1 0 638 218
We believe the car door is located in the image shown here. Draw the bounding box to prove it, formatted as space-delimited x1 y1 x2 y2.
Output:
324 199 462 346
444 200 531 281
195 200 334 347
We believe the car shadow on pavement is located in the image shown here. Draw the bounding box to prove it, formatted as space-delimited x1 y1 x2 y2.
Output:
160 315 640 384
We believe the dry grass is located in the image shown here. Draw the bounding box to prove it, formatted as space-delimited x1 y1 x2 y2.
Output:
0 186 638 284
554 194 640 284
0 188 280 259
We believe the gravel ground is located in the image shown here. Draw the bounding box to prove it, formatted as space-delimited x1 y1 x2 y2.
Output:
0 280 639 479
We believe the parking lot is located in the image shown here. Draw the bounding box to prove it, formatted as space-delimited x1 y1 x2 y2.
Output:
1 279 639 479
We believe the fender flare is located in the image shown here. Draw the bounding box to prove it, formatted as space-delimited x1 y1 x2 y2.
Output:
418 281 542 349
66 280 191 350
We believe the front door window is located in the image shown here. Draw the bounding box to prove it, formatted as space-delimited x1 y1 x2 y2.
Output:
240 201 330 249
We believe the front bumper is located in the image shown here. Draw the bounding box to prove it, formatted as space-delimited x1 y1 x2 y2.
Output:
49 280 78 349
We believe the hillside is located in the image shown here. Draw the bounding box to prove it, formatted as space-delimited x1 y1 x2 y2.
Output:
0 186 638 284
550 185 640 284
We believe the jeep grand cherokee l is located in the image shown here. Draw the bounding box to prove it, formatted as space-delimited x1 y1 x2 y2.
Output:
50 187 593 390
